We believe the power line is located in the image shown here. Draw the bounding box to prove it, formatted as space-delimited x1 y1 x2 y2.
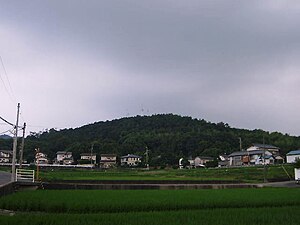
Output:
0 115 23 129
0 68 12 101
0 115 14 127
0 129 13 135
0 56 16 101
0 56 16 104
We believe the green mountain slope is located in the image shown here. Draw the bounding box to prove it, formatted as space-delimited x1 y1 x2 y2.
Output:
10 114 300 165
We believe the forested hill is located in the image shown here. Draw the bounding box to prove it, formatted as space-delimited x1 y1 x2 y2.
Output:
2 114 300 165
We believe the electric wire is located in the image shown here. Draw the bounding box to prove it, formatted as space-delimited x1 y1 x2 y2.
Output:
0 56 17 107
0 115 23 128
0 56 16 102
0 115 14 127
0 67 13 102
0 128 13 135
0 57 29 132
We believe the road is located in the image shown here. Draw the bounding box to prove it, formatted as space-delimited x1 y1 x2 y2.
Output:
262 180 299 188
0 171 11 186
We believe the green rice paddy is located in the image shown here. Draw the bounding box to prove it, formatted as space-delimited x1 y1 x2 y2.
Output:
38 164 294 183
0 188 299 225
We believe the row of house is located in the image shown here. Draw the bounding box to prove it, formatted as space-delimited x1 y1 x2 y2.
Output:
181 144 300 168
218 144 287 167
35 151 143 168
1 144 300 168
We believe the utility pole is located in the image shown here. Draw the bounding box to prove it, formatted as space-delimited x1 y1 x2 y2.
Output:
35 148 40 181
145 146 149 170
263 136 267 183
11 103 20 182
19 122 26 168
239 137 242 151
90 143 94 165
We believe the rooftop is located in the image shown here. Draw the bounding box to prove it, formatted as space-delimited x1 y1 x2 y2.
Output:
100 154 117 157
121 154 142 159
287 150 300 156
56 151 72 154
0 150 12 153
81 153 97 156
229 150 271 157
251 143 279 149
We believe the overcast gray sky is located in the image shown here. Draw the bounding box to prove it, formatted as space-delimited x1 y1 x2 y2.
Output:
1 0 300 136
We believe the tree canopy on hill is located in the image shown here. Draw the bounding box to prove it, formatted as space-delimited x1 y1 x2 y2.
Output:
2 114 299 166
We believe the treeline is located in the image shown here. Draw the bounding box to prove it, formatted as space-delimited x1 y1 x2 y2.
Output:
1 114 300 166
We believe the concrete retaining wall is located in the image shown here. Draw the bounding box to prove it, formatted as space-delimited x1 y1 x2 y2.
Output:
0 182 15 197
42 182 259 190
48 179 241 184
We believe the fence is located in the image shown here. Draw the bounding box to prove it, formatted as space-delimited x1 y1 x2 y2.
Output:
16 169 35 183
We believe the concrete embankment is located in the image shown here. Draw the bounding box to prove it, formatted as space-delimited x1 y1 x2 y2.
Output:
13 179 299 191
0 182 15 197
41 180 260 190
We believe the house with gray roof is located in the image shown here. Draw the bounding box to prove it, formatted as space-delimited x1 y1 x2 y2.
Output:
121 154 142 167
228 150 274 166
286 150 300 163
247 143 280 155
194 156 214 167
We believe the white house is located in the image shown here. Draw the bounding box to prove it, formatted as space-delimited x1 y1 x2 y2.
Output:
194 156 213 167
0 150 12 163
247 144 280 155
286 150 300 163
100 154 117 168
248 150 273 165
228 150 274 166
35 152 49 164
121 154 142 166
80 153 97 164
56 151 74 165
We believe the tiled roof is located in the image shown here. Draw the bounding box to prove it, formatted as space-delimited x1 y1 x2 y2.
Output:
100 154 116 157
252 143 279 149
229 150 270 157
121 154 142 159
80 153 97 156
0 150 12 154
287 150 300 155
196 156 214 160
56 151 72 154
228 151 249 157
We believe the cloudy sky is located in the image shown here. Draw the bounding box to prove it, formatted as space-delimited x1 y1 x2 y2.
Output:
1 0 300 136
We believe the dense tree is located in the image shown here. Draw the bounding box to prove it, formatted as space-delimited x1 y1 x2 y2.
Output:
2 114 298 166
